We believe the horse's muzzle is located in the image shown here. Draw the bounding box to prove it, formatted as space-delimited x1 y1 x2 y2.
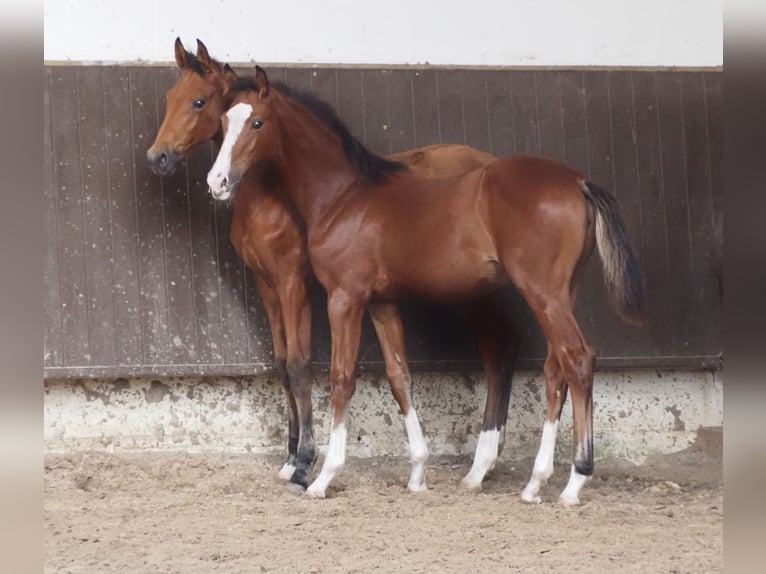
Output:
208 170 241 201
146 148 180 176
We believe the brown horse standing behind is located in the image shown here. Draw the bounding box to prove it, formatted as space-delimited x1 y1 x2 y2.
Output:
208 67 644 504
147 39 522 493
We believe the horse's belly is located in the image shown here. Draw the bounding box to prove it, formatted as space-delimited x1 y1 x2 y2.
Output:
377 251 506 302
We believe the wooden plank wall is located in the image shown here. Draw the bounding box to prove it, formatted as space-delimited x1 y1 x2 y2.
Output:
44 66 722 377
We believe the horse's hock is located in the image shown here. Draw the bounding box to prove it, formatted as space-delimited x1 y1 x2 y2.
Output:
44 369 722 463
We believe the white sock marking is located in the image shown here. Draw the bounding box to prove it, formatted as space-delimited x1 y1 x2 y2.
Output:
404 408 428 492
559 464 591 506
306 421 347 498
462 429 500 489
277 463 296 481
206 102 252 200
521 419 560 503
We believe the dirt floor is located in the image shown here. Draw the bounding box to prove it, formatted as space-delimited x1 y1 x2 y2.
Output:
44 446 722 574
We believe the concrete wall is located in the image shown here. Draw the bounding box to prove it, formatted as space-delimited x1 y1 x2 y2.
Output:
45 370 723 463
43 0 722 67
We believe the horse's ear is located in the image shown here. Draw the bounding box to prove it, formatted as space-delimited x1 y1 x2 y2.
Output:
222 64 238 86
174 37 187 70
254 65 270 99
196 39 219 73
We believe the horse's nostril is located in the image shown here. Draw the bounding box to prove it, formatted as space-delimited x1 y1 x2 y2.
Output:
157 153 168 167
222 176 228 186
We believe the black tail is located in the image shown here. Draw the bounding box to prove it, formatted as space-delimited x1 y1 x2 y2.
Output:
579 181 645 325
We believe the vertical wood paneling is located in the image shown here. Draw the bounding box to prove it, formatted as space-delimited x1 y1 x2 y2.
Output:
703 73 723 219
703 72 723 302
213 201 248 365
185 141 224 365
385 70 416 154
129 67 171 365
535 72 565 161
360 70 391 155
509 71 539 155
77 67 117 367
631 72 675 355
50 67 91 366
410 70 440 148
461 70 491 154
559 72 590 174
43 70 63 368
656 72 697 356
154 67 198 364
435 70 465 145
485 71 514 157
44 66 723 376
680 73 721 355
102 67 143 366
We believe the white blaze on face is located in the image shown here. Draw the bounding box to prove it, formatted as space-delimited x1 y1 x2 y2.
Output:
206 102 253 200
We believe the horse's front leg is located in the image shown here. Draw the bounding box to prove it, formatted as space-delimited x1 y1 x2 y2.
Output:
277 270 317 493
254 276 299 481
305 289 365 499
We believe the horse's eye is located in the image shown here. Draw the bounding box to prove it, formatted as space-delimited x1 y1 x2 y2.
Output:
192 99 205 109
252 119 263 130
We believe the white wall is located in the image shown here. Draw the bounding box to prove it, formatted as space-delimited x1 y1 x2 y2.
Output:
44 0 722 67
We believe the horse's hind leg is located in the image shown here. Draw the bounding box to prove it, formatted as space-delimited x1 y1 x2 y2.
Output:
306 290 365 499
523 298 595 505
461 292 518 490
368 302 429 493
255 276 299 481
521 351 568 503
500 257 595 505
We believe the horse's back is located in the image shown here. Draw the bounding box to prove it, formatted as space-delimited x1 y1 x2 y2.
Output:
391 144 495 177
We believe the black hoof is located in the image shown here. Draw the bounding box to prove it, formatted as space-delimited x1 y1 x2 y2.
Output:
285 481 307 496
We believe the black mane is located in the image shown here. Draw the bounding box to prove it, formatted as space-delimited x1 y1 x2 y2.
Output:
231 76 407 185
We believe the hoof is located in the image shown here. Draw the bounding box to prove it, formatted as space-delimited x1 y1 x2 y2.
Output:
285 481 306 496
277 463 296 481
558 494 581 507
408 481 428 494
520 489 542 504
305 485 326 499
460 478 483 493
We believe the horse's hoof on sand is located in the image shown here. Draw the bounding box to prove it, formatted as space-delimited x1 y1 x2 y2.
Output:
408 481 428 494
305 486 326 499
277 464 296 481
460 478 483 493
558 494 580 507
520 490 542 504
285 482 306 496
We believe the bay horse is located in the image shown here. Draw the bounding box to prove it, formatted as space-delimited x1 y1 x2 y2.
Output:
147 39 520 492
207 67 644 505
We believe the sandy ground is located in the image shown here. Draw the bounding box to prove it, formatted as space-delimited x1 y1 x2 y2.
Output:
44 446 722 574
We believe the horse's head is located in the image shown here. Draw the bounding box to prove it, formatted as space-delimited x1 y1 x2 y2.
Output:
207 66 276 201
147 37 238 176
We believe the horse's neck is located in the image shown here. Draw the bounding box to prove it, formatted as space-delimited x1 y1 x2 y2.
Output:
276 100 359 229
